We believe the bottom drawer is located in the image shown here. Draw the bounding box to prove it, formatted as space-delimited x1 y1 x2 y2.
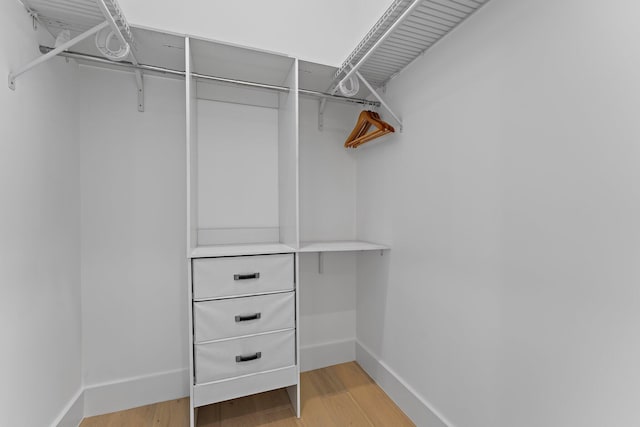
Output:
195 329 295 384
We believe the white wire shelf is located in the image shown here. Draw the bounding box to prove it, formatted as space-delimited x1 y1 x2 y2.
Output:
22 0 135 48
334 0 490 88
12 0 143 105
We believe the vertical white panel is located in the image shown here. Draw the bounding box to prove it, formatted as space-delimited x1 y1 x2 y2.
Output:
186 39 198 253
185 36 196 427
278 59 299 248
286 252 301 417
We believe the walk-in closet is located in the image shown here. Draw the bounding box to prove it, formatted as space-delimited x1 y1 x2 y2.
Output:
4 0 640 426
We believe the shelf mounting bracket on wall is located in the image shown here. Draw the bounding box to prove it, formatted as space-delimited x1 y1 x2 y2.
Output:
355 71 402 132
318 99 325 131
319 64 403 132
134 70 144 112
8 21 109 90
94 0 144 112
9 0 145 111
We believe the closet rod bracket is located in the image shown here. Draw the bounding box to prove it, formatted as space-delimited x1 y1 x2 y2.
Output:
8 20 109 90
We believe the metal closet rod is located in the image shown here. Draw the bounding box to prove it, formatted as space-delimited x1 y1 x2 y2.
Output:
39 46 380 107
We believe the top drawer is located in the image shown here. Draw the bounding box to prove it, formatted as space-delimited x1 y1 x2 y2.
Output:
192 254 294 300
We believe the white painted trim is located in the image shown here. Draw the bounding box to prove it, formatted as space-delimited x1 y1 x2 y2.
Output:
83 368 189 418
300 338 355 372
52 388 84 427
356 341 454 427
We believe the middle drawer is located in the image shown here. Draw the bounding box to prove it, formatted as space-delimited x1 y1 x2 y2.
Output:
193 292 295 343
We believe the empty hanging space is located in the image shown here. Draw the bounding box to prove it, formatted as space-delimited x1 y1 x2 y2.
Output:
297 60 389 254
295 61 389 373
187 38 299 257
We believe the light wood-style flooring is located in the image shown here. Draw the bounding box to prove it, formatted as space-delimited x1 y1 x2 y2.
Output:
80 362 414 426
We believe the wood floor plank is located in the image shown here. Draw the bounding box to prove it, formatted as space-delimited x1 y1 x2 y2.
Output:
302 369 372 427
299 370 340 427
218 389 296 426
153 398 190 427
330 362 415 427
196 402 221 427
79 362 413 427
81 403 156 427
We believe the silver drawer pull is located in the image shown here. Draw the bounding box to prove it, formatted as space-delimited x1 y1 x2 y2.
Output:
235 313 261 322
236 352 262 363
234 273 260 281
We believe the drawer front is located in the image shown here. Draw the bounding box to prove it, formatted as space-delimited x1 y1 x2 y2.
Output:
195 329 295 384
193 254 294 300
194 292 295 343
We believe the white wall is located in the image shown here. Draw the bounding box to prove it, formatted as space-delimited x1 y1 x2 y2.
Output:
78 68 187 415
0 2 82 426
118 0 392 67
356 0 640 426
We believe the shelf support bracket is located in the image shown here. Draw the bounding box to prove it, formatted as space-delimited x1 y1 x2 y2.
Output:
8 21 109 90
135 70 144 112
320 63 402 132
318 98 326 131
355 71 403 132
318 252 324 274
95 0 144 112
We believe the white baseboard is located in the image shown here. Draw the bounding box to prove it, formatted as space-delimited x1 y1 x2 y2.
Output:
356 341 455 427
300 338 355 372
53 388 84 427
84 368 189 417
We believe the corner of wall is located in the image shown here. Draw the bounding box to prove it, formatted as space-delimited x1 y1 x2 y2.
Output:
52 389 84 427
356 341 453 427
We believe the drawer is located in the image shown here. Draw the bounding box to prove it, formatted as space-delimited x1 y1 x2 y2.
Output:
192 254 294 300
195 329 295 384
194 292 295 343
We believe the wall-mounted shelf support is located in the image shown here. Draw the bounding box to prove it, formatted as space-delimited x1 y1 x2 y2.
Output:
8 21 109 90
318 99 325 131
355 71 402 132
11 0 145 110
95 0 144 112
318 64 403 133
315 87 379 131
135 71 144 112
317 98 326 131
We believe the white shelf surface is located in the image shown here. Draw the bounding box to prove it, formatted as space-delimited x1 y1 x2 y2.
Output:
299 240 389 253
190 243 297 258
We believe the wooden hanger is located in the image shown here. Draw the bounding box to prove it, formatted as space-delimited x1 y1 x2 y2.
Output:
344 110 395 148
